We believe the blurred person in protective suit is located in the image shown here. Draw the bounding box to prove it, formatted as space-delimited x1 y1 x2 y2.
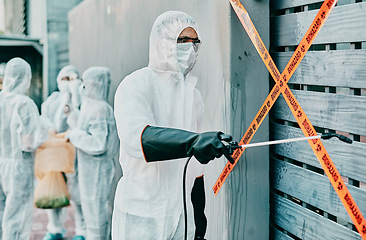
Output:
41 65 86 240
66 67 119 240
0 57 48 240
112 11 234 240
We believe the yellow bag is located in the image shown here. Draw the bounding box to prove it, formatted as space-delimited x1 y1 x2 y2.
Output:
34 171 71 209
35 132 75 179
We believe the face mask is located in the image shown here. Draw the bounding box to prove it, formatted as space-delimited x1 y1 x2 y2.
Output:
58 80 70 93
177 42 198 76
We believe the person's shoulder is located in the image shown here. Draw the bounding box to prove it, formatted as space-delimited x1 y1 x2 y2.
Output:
42 91 60 104
115 67 152 96
82 99 114 121
120 67 152 87
14 94 38 111
14 93 33 103
45 91 61 99
0 93 33 108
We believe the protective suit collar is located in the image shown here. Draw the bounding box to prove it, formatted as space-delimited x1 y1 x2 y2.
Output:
2 58 31 94
148 11 199 75
82 67 111 101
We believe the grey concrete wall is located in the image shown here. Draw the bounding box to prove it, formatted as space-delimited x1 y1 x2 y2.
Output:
228 1 270 239
68 0 269 239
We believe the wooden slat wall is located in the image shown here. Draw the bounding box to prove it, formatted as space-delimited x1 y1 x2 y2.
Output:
273 90 366 136
272 2 366 47
271 123 366 183
272 194 361 239
270 0 366 239
273 50 366 88
272 158 366 224
271 0 326 11
271 227 295 240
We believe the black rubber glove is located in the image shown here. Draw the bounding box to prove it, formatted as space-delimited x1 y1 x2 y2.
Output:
141 126 235 164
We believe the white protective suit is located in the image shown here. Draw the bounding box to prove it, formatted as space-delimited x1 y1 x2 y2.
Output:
40 65 85 237
112 11 204 239
66 67 119 240
0 58 47 239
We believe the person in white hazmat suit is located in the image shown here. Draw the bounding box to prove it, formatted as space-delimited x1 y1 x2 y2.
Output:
41 65 86 240
112 11 234 240
65 67 119 239
0 57 48 240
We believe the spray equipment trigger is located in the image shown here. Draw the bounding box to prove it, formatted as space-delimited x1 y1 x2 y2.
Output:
218 133 239 164
225 141 240 164
227 141 240 154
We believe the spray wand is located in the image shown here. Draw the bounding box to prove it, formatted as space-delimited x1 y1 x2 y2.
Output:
225 132 352 154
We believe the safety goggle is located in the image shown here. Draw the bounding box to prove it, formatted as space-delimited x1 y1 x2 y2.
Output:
177 37 202 52
177 36 201 44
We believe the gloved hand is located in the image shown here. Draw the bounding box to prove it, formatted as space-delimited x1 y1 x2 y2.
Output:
188 132 235 164
141 126 235 164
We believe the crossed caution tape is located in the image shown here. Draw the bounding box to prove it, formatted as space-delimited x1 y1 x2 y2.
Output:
213 0 366 238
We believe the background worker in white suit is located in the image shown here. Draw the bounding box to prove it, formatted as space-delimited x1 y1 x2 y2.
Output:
66 67 119 240
41 65 86 240
0 57 47 240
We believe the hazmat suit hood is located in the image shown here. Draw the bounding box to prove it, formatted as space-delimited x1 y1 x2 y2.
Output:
148 11 199 73
82 67 111 101
56 65 79 92
2 58 31 94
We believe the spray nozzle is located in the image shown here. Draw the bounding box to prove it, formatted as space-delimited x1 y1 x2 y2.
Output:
321 133 353 144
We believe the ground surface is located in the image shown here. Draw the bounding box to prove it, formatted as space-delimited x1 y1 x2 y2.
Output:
30 204 75 240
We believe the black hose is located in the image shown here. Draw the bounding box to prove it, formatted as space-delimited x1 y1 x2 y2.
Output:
183 156 192 240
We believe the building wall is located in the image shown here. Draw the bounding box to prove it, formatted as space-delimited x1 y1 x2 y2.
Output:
26 0 45 38
68 0 269 239
45 0 82 95
0 0 5 33
3 0 26 35
0 0 43 108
